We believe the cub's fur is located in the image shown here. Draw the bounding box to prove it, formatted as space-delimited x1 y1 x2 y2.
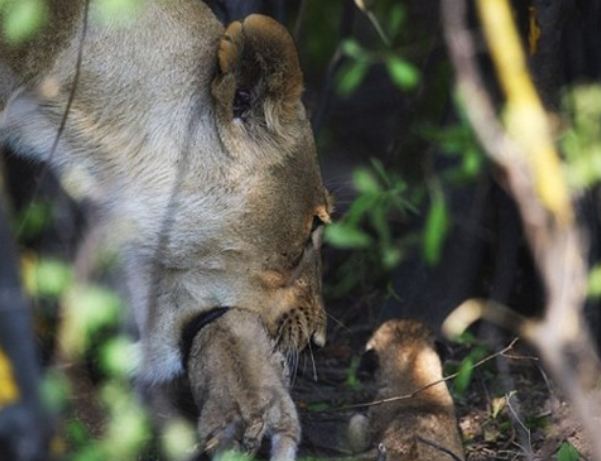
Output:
0 0 330 456
349 319 465 461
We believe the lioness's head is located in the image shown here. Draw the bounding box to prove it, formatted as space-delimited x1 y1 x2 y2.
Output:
200 14 331 352
0 1 330 375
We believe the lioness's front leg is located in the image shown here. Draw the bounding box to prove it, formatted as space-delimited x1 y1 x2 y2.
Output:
186 308 299 461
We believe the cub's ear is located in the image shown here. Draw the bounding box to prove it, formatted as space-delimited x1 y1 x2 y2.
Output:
212 14 303 128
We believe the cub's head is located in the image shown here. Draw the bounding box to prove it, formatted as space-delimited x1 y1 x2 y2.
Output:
206 15 331 352
365 319 444 384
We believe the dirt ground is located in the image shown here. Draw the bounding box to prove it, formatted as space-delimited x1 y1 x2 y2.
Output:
291 300 593 460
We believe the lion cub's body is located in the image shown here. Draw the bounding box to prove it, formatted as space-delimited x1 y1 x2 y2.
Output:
0 1 329 457
349 320 465 461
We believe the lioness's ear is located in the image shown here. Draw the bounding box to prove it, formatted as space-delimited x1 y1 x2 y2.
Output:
212 14 303 128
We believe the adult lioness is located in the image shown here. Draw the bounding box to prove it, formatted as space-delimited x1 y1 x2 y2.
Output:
0 0 330 458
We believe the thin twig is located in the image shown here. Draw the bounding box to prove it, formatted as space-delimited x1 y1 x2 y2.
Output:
332 337 519 411
16 0 90 237
416 436 463 461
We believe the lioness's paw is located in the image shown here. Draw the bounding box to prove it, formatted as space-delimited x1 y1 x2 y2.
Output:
186 309 300 460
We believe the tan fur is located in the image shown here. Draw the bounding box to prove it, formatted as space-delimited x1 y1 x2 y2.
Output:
349 320 465 461
188 309 299 460
0 1 330 457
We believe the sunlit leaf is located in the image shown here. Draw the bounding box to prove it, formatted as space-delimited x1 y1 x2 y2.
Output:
3 0 47 43
423 187 449 265
23 258 72 298
325 222 372 249
100 337 137 377
588 264 601 298
162 419 197 461
61 284 122 356
386 56 420 90
353 168 380 194
491 395 507 419
101 383 150 459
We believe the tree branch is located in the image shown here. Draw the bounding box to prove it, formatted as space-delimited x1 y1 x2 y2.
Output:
441 0 601 459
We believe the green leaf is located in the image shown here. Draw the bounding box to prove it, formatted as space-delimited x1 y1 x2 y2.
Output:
353 168 381 194
24 258 72 298
73 445 105 461
215 451 253 461
338 61 369 96
462 147 483 177
66 420 91 448
341 39 366 60
3 0 47 43
100 337 137 377
345 356 362 391
325 222 372 249
453 356 474 395
346 194 377 225
62 285 123 355
15 200 52 239
382 246 402 269
387 5 405 35
307 402 330 412
423 188 449 265
386 56 420 90
161 419 197 461
588 264 601 298
40 370 70 413
101 383 149 459
556 441 580 461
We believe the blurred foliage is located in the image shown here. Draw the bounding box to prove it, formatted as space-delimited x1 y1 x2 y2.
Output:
23 256 72 299
335 3 419 96
561 85 601 190
556 441 581 461
0 346 20 406
344 355 362 391
0 0 48 43
324 99 484 298
4 0 601 459
0 0 142 44
446 332 491 397
587 264 601 298
14 200 53 240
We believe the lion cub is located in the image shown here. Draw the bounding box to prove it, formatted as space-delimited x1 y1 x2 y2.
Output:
348 319 465 461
